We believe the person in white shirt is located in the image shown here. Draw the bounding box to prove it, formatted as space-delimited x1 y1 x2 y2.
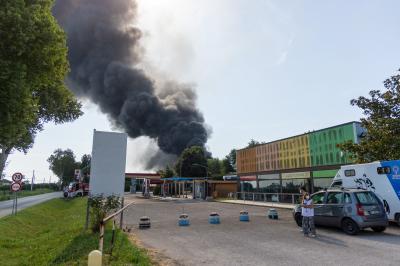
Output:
302 192 316 237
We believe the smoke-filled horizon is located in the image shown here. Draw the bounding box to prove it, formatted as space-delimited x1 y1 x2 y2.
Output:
53 0 209 168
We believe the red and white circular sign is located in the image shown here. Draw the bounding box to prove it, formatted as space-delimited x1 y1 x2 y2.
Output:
11 182 21 192
12 172 23 182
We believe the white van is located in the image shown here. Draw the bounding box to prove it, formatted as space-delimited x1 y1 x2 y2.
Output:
331 160 400 224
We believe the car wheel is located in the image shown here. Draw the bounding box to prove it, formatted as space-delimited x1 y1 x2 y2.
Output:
341 218 360 235
371 226 386 233
77 192 83 197
63 192 69 198
294 213 302 227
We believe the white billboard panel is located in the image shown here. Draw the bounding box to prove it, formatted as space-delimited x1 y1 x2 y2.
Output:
90 130 127 197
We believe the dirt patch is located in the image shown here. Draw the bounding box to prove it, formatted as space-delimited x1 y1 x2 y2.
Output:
127 233 183 266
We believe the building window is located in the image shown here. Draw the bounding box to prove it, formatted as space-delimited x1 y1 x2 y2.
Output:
344 169 356 177
377 167 391 175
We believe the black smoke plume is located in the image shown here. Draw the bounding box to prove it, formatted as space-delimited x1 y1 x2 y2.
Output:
53 0 209 167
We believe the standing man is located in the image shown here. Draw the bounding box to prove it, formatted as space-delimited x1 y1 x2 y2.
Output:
302 192 316 237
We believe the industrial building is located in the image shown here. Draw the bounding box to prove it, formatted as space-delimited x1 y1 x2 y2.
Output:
236 121 364 193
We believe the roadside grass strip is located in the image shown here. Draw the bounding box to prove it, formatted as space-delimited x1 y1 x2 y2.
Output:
0 188 56 201
0 198 151 265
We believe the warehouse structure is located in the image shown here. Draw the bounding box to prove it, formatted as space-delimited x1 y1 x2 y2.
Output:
236 121 365 193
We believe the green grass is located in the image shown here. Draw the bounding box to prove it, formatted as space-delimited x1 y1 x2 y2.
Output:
0 188 56 201
0 198 152 266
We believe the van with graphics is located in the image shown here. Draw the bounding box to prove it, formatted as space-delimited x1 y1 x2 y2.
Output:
331 160 400 225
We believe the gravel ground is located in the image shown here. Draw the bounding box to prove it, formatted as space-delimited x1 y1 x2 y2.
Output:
124 195 400 266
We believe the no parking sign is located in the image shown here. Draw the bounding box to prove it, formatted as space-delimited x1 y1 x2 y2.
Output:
11 182 21 192
10 172 24 215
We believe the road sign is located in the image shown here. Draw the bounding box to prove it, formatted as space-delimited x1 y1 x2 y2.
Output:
12 172 23 182
11 182 21 192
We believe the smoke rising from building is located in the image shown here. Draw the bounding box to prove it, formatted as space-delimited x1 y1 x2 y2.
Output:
53 0 209 168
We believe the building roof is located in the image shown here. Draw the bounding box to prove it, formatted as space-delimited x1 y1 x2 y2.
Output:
125 173 160 179
236 121 361 151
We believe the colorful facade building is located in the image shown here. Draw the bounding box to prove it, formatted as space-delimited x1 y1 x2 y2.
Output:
236 122 364 193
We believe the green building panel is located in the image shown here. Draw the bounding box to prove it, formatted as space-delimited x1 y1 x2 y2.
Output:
308 123 356 167
312 169 339 178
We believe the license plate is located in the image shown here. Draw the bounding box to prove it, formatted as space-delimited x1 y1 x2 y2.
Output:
369 210 379 215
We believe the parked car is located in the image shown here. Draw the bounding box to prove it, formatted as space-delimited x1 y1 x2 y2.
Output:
331 160 400 225
293 188 388 235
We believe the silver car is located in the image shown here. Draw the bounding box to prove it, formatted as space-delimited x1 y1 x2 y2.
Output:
293 188 388 235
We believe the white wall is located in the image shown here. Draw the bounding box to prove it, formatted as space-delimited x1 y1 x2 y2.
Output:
90 130 127 197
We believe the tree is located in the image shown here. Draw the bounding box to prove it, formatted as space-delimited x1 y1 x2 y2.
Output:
207 158 222 177
158 165 175 178
80 154 91 182
246 139 265 148
0 0 82 176
221 156 235 175
175 146 208 177
338 69 400 162
47 149 79 186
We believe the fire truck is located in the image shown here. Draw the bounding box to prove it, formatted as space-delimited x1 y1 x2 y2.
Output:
63 181 89 198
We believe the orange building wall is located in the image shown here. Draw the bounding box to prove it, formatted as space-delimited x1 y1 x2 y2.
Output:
236 147 256 174
256 142 280 172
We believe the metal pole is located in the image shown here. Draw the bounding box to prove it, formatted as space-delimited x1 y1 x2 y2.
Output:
119 197 125 228
85 195 90 230
11 192 15 215
15 191 17 215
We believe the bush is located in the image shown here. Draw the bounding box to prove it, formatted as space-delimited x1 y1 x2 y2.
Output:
88 195 121 232
153 185 161 196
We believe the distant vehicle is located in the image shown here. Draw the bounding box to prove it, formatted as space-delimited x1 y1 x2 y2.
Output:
63 181 89 198
331 160 400 225
293 188 388 235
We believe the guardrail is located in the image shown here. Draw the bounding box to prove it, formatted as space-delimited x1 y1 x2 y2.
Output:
232 192 302 204
99 201 134 253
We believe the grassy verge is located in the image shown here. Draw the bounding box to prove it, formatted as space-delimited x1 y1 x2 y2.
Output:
0 188 56 201
0 198 151 265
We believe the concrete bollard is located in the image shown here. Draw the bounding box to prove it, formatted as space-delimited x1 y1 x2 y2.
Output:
267 208 278 220
208 212 220 224
178 213 190 226
88 250 102 266
239 210 250 222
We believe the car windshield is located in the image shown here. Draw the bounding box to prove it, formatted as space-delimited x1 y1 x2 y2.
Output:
355 192 378 205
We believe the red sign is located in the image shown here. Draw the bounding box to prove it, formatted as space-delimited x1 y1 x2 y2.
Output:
11 182 21 192
240 175 257 181
12 172 23 182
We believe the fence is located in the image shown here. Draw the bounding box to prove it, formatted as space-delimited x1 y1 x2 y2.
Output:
98 201 134 253
232 192 302 204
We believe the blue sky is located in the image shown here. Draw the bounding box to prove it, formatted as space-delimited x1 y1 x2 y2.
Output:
4 0 400 182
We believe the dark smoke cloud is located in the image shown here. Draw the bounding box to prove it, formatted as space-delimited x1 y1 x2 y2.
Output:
53 0 209 167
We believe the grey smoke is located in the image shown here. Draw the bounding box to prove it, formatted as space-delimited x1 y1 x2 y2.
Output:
53 0 209 167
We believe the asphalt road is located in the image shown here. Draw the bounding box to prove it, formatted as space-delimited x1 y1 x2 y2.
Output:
124 196 400 266
0 191 62 218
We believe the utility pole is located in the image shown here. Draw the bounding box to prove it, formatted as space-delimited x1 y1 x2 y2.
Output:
31 170 35 191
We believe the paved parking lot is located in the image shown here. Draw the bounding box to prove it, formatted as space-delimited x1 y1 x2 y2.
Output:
124 196 400 266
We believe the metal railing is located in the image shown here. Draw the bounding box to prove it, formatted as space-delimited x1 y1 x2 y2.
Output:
232 192 302 204
99 201 134 253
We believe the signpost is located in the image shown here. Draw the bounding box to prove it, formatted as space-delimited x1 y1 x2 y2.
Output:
11 172 23 215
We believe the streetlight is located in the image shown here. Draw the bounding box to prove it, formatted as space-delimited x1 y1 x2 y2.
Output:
192 163 209 200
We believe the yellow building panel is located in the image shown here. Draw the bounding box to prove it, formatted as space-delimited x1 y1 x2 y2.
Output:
236 147 256 174
278 135 310 169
